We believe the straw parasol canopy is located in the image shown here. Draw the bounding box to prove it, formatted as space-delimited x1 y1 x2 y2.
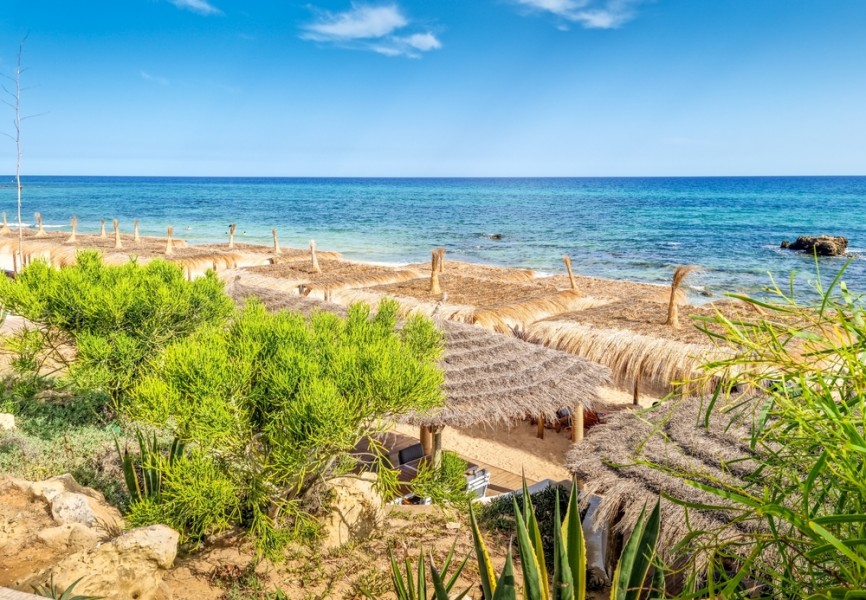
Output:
567 397 759 554
228 280 612 430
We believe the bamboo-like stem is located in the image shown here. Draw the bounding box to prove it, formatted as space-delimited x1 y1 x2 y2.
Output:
34 212 45 237
420 426 432 458
563 255 577 290
432 427 443 470
572 405 585 442
67 216 78 243
0 212 10 235
133 219 140 243
633 372 641 406
310 240 321 273
99 219 107 238
438 246 445 272
536 416 544 439
113 219 122 249
228 224 236 249
430 250 442 294
272 228 281 255
165 226 175 256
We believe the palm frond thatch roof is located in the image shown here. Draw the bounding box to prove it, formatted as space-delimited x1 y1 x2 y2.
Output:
406 259 536 282
246 258 422 291
229 281 611 429
567 398 759 552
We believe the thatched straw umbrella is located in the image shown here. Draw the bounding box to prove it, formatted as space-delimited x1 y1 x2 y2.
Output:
563 255 577 290
430 250 442 294
438 246 445 272
133 219 140 243
272 228 281 255
228 223 236 249
165 226 174 256
666 265 700 328
113 219 122 249
408 259 535 283
99 219 107 239
568 398 758 569
310 239 321 273
34 212 46 237
228 281 611 465
0 212 10 235
67 216 78 243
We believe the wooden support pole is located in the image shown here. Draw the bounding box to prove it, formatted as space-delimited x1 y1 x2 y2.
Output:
572 406 585 442
67 216 77 243
272 228 281 255
100 219 107 238
165 226 174 256
310 239 321 273
34 212 45 237
113 219 122 249
420 425 432 458
633 373 641 406
432 427 443 470
0 211 10 235
133 219 140 243
438 246 445 272
563 255 577 290
228 223 236 249
430 250 441 294
536 415 545 440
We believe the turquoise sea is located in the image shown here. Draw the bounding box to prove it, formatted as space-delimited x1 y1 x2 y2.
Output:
4 176 866 300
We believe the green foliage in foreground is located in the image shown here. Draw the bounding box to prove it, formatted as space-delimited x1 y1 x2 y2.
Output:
0 251 233 408
32 575 102 600
390 479 662 600
126 297 444 556
653 264 866 598
410 451 471 505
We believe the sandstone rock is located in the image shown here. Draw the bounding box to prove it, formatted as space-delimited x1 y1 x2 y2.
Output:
21 474 123 532
319 473 384 550
36 523 101 552
0 412 15 431
781 235 848 257
25 525 180 600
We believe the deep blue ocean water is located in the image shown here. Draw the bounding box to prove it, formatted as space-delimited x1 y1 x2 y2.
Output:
3 176 866 300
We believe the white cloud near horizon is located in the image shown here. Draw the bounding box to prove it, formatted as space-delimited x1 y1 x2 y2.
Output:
168 0 222 16
140 71 169 85
301 3 441 58
513 0 645 29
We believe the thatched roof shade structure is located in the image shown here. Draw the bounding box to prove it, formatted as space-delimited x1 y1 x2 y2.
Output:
229 280 611 431
568 398 759 555
406 259 536 283
245 257 422 293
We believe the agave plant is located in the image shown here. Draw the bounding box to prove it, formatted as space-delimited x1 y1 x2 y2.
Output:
32 575 103 600
467 479 662 600
115 429 185 502
387 540 471 600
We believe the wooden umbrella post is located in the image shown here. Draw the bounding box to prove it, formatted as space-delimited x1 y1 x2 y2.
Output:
133 219 140 243
633 372 641 406
272 228 281 255
0 211 10 235
67 216 78 243
438 246 445 272
113 219 122 249
420 425 433 458
165 226 175 256
430 250 442 294
100 218 107 239
536 415 545 440
228 223 236 249
563 255 577 290
572 405 585 442
431 426 443 470
34 212 45 237
310 240 321 273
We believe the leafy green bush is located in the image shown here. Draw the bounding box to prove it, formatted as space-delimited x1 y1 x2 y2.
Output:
0 252 233 408
658 267 866 597
410 451 471 505
126 298 444 557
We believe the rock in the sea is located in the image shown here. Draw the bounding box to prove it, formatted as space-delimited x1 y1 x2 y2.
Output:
0 412 15 431
318 472 384 550
781 235 848 256
25 525 179 600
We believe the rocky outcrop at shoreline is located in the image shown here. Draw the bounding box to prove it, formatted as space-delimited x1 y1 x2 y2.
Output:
781 235 848 256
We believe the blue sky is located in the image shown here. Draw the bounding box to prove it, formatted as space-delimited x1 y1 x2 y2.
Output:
2 0 866 176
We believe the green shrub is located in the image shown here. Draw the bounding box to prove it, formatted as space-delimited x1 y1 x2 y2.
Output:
410 451 471 505
126 298 444 557
0 252 233 409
